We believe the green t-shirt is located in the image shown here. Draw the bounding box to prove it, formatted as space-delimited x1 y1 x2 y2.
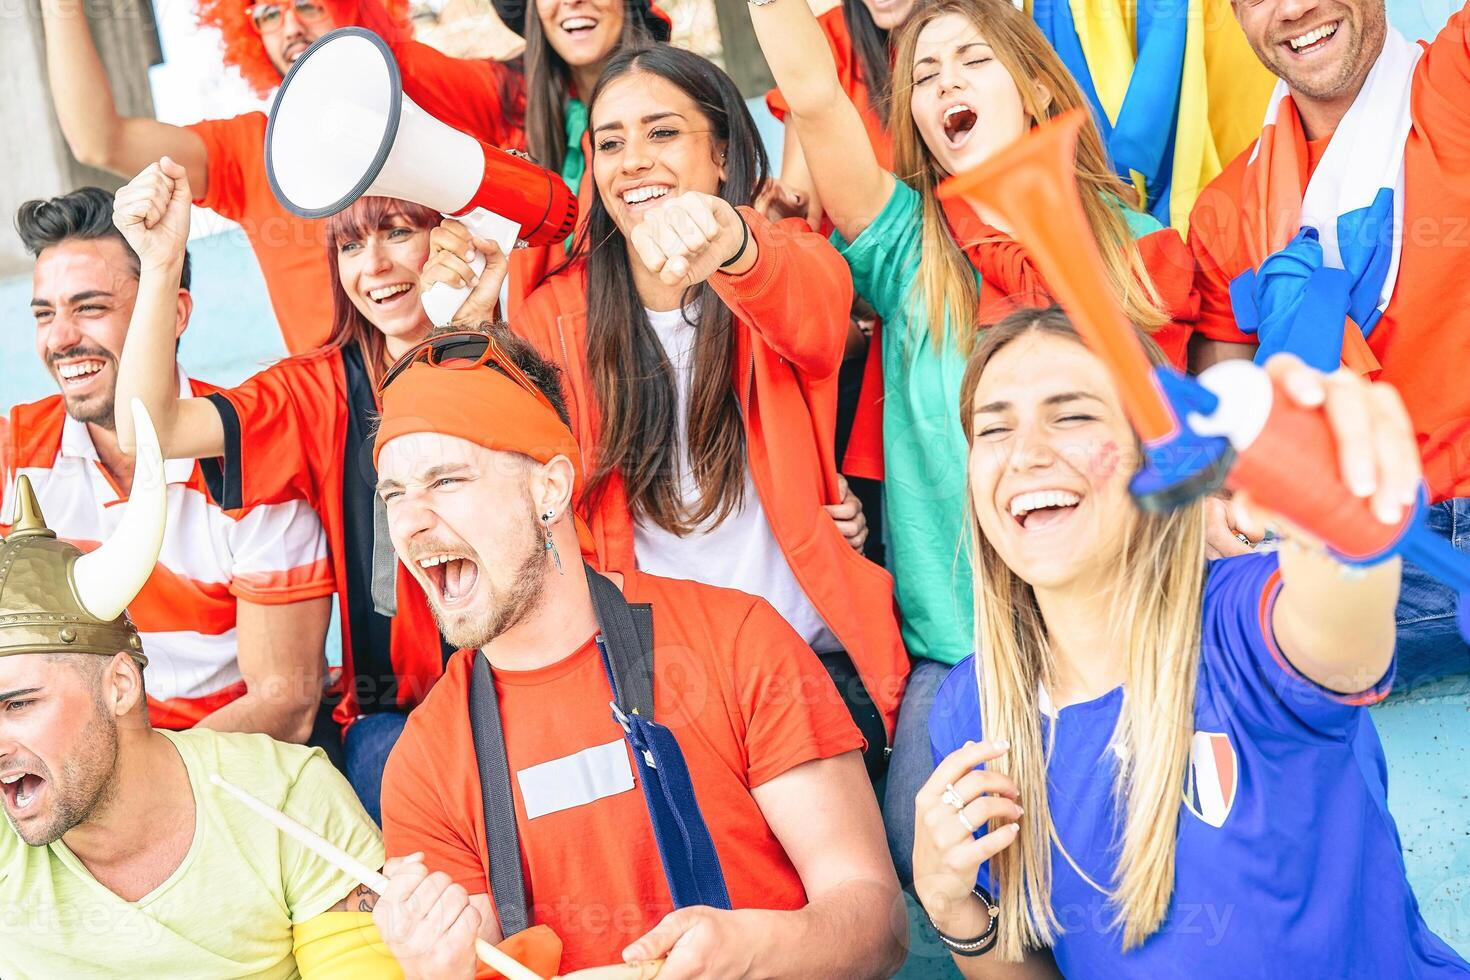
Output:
561 98 588 255
833 182 1161 664
0 729 383 979
833 182 977 665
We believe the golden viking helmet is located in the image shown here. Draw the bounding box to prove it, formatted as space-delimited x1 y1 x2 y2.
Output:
0 400 167 666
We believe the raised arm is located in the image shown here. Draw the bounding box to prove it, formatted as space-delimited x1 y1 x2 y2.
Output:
112 159 227 460
746 0 894 241
40 2 210 191
1250 355 1417 695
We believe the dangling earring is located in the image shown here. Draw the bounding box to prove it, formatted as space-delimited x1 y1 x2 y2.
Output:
542 510 564 575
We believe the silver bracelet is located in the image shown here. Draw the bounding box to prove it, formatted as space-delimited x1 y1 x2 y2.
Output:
929 884 999 957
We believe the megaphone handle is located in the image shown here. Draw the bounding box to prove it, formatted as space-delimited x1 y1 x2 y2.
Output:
420 208 523 328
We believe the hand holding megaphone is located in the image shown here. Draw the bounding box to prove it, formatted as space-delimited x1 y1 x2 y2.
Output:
422 218 509 326
266 28 577 326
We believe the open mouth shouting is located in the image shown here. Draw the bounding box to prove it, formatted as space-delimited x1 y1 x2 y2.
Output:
1 769 45 821
1282 20 1340 59
1008 489 1083 532
417 551 481 609
942 103 979 150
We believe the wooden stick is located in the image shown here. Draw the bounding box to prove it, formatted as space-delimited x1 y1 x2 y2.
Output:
209 774 545 980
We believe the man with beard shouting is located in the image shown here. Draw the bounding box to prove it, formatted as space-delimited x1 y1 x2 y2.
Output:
370 327 905 979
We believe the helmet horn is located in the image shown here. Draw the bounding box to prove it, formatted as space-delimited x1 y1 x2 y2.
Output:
71 399 167 622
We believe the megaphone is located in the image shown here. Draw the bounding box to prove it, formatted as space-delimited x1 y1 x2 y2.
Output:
265 27 577 325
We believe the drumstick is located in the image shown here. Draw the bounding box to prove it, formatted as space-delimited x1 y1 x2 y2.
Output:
209 774 545 980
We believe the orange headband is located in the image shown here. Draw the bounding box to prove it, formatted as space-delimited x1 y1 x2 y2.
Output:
374 362 595 552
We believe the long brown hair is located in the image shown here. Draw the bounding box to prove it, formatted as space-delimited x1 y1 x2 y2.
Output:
323 195 439 390
888 0 1167 355
522 4 657 174
957 308 1206 958
582 46 769 533
841 0 895 126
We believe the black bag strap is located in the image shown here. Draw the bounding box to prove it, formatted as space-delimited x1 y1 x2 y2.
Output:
469 652 531 937
467 564 653 938
583 565 655 718
468 564 732 932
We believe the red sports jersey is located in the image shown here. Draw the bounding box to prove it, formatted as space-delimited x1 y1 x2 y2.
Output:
0 372 334 728
201 344 449 727
1189 8 1470 501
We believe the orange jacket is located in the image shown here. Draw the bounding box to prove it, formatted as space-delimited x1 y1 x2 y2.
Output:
514 207 909 738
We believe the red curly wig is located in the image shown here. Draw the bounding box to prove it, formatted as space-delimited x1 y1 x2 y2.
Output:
196 0 413 98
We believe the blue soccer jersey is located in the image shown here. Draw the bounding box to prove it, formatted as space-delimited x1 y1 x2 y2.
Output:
929 552 1469 978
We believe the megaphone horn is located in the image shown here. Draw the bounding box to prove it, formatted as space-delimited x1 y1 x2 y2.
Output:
938 110 1233 510
265 27 577 324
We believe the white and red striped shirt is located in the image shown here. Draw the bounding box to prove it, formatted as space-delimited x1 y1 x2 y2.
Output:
0 370 335 729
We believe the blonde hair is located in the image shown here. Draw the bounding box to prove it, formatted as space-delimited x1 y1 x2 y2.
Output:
957 309 1206 957
888 0 1168 355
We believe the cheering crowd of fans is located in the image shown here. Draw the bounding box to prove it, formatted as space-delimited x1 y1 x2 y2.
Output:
1 0 1468 975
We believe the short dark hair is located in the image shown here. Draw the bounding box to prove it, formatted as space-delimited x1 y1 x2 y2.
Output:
428 321 571 426
16 186 193 291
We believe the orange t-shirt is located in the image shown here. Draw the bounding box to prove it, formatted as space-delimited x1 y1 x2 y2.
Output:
186 43 523 355
1189 8 1470 501
381 571 863 973
765 6 892 171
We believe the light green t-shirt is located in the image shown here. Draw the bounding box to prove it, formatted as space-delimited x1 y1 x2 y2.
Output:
0 728 383 980
833 182 978 666
833 181 1162 665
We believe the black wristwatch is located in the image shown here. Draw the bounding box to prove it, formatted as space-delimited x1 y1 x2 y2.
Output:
929 884 999 957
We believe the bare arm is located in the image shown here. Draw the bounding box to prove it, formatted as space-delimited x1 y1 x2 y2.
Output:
747 751 906 977
624 751 905 979
40 1 209 190
1250 356 1417 695
747 0 894 242
912 741 1057 979
195 596 331 743
112 159 229 460
325 881 381 914
777 126 824 230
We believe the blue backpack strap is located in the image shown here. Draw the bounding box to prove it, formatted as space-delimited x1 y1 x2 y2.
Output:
584 565 732 911
468 653 532 937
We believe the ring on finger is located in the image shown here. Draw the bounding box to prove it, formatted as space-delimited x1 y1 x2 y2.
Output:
941 784 965 811
956 810 976 834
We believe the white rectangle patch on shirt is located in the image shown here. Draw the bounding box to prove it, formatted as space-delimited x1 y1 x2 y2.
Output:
517 738 636 820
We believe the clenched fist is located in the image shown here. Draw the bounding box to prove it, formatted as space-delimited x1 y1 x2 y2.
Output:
113 157 192 274
628 192 756 288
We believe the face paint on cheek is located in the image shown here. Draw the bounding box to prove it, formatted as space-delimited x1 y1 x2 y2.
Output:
1090 440 1123 483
